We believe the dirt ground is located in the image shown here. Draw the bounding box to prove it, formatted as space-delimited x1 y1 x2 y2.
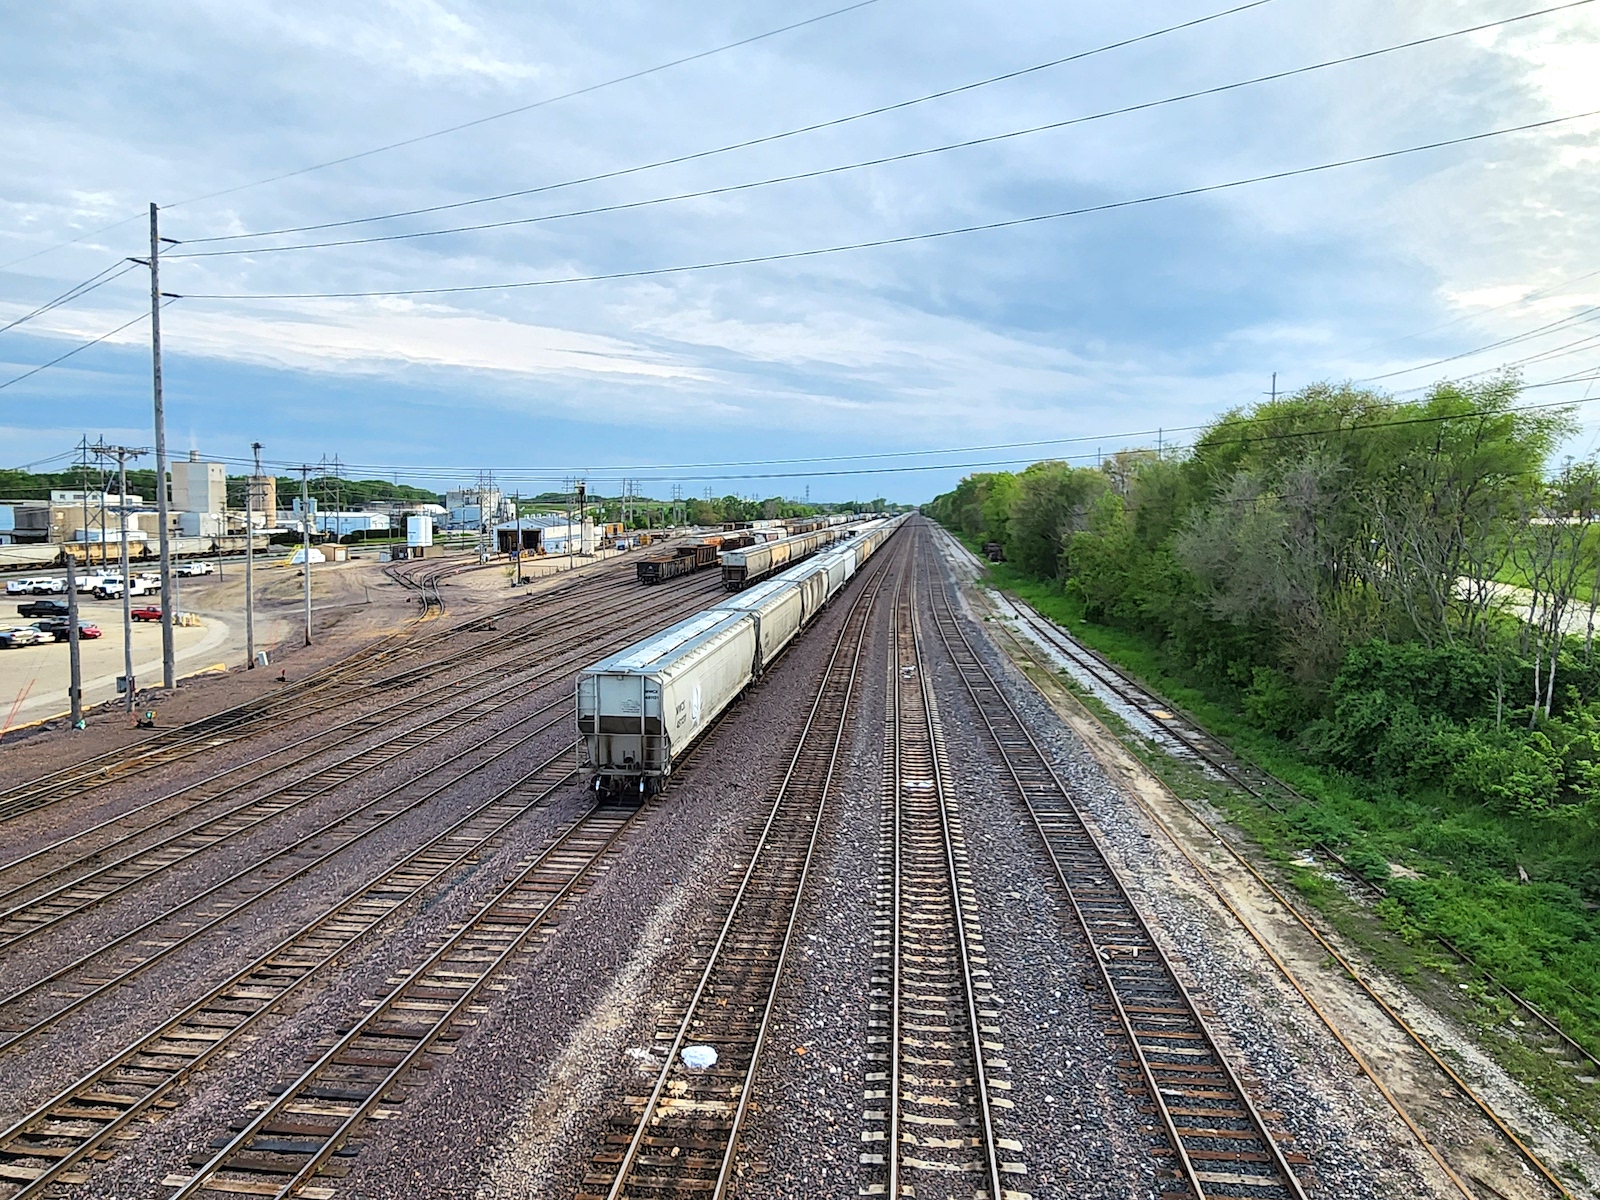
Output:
938 535 1600 1200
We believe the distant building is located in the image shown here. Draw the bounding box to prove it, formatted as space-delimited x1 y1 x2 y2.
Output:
493 515 595 555
446 486 515 530
170 451 226 515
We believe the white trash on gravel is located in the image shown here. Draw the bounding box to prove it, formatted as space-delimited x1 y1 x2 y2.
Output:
680 1045 717 1070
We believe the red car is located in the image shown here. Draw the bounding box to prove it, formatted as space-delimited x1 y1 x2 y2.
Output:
131 606 163 622
79 623 103 639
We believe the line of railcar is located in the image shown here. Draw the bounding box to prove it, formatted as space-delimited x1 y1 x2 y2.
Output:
578 516 903 792
718 525 848 591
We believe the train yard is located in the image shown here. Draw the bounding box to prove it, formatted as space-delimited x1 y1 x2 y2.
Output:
0 520 1593 1200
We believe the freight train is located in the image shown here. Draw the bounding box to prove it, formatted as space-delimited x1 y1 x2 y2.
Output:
578 516 901 792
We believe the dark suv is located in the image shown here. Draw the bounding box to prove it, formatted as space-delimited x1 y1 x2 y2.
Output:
17 599 70 619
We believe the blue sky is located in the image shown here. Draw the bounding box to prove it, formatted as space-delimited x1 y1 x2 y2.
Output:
2 0 1598 501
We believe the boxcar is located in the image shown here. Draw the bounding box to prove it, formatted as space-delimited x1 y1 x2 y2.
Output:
577 609 758 792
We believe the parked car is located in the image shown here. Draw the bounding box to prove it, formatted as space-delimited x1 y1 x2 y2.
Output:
0 626 47 648
28 578 66 594
175 561 215 577
6 578 53 595
131 606 163 622
31 618 104 642
17 599 70 619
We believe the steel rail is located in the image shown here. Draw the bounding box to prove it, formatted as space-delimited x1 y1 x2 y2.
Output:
940 523 1600 1078
968 583 1579 1200
0 744 583 1197
0 576 725 942
994 580 1600 1076
881 553 1005 1200
594 542 903 1200
162 610 757 1200
0 571 675 881
168 802 639 1199
0 699 575 1053
922 521 1310 1200
0 559 642 823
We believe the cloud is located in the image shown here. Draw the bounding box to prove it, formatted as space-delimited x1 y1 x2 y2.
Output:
3 0 1600 497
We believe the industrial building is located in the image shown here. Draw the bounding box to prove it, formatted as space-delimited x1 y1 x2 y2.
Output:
170 451 227 515
493 515 597 555
445 486 515 531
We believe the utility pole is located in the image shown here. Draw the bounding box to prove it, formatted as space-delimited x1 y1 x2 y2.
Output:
246 443 261 667
301 466 313 646
66 554 82 727
105 445 149 712
577 480 587 560
148 204 176 690
513 491 522 586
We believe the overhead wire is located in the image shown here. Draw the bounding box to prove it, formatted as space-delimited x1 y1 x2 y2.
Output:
174 109 1600 301
0 0 889 270
1359 303 1600 381
161 0 889 211
0 261 141 334
164 3 1599 262
174 385 1600 485
172 0 1283 246
0 300 175 393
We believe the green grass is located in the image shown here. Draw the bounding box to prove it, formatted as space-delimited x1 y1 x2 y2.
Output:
958 536 1600 1137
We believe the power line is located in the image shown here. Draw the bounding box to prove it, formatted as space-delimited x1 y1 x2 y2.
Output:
177 109 1600 301
154 379 1600 486
162 0 888 212
1359 303 1600 381
0 261 140 334
0 309 157 392
170 2 1595 261
0 216 147 274
0 1 887 272
173 0 1281 246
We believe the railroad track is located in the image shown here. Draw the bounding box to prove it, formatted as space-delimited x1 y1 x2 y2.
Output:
977 567 1600 1081
0 577 735 1060
0 696 575 1054
579 542 901 1200
921 524 1313 1200
0 572 724 921
0 561 648 825
931 529 1586 1199
0 742 586 1197
864 561 1018 1197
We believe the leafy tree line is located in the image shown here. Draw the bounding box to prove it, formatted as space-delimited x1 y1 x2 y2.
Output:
930 379 1600 824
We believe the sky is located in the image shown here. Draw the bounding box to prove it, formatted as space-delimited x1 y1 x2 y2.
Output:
2 0 1598 503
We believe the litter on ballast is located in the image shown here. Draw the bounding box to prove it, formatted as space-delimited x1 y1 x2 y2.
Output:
681 1045 718 1070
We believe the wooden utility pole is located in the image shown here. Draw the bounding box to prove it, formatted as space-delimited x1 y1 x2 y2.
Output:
66 555 82 726
301 466 313 646
149 203 176 690
246 443 262 666
106 445 149 713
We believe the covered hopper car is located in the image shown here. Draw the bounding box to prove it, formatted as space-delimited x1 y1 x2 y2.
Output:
580 515 905 790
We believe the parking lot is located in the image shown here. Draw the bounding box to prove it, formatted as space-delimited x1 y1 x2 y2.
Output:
0 593 229 727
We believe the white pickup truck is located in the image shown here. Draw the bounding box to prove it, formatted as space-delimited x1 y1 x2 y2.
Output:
93 576 156 600
176 561 215 577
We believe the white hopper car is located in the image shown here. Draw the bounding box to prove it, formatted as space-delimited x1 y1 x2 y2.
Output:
719 525 847 591
578 516 901 792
